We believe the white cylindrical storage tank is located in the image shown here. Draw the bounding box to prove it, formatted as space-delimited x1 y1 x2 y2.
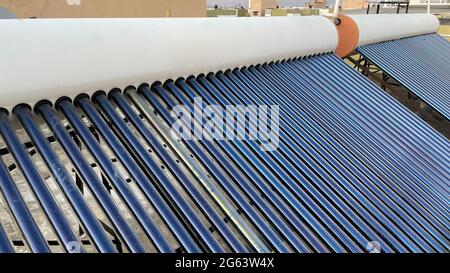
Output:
0 16 338 112
349 14 440 46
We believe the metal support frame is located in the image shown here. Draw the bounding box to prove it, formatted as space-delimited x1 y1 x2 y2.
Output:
346 53 435 118
367 1 410 14
347 54 401 92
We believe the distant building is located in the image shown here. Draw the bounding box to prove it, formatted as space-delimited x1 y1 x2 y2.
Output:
270 7 321 16
342 0 367 10
409 0 449 5
342 0 449 10
0 0 206 18
249 0 278 16
305 0 328 9
207 8 248 17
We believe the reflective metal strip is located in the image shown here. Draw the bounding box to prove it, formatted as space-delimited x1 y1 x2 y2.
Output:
150 83 328 253
151 80 348 253
129 87 305 252
87 94 233 253
358 33 450 120
156 82 327 252
103 92 256 252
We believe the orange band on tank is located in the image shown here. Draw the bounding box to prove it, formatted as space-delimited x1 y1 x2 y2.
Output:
332 15 359 58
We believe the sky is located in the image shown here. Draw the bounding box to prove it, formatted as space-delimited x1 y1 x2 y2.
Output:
207 0 316 8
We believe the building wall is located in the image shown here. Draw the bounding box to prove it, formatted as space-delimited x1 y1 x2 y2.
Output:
0 0 206 18
342 0 367 10
249 0 278 16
